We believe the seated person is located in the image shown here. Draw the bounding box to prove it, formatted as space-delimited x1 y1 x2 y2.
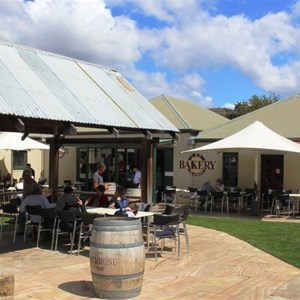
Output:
215 178 225 192
126 202 139 217
109 185 129 209
56 185 86 215
55 185 86 232
197 181 214 207
12 177 24 205
19 183 52 223
87 185 109 207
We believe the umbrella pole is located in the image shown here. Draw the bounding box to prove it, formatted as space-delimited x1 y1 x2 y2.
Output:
250 150 259 216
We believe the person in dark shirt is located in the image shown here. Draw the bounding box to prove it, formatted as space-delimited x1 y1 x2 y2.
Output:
26 163 35 179
87 185 109 207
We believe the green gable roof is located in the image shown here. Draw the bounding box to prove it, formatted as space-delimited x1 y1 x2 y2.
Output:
149 95 228 131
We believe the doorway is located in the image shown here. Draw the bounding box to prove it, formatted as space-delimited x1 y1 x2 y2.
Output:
261 155 284 193
155 148 174 201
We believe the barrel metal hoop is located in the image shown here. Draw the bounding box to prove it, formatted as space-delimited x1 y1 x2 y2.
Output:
90 240 144 248
94 287 141 299
93 225 141 232
94 219 140 227
91 270 144 280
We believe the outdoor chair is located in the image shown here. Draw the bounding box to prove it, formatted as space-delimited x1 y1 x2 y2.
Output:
226 191 243 214
9 198 21 206
0 204 26 243
24 205 42 243
163 204 174 215
274 194 292 217
210 191 225 213
3 187 17 204
173 206 190 253
269 189 283 215
196 190 209 212
261 190 271 210
244 188 256 208
36 207 57 249
151 213 180 261
162 186 176 204
55 210 80 254
77 212 98 255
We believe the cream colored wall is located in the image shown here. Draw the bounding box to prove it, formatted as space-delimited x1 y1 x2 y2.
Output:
283 152 300 192
174 137 300 192
0 149 49 182
57 147 77 185
174 134 223 189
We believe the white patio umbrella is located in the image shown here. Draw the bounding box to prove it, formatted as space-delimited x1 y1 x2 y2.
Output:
0 132 49 182
182 121 300 199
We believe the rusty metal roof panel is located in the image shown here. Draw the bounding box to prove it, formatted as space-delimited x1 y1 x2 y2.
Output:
0 40 178 132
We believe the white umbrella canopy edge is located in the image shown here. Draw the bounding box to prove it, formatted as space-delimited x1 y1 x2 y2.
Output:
182 121 300 154
0 132 49 150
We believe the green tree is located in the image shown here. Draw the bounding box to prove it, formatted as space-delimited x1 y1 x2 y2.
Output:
226 93 282 119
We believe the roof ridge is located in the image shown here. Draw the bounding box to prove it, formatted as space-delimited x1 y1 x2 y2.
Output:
161 95 191 129
0 39 111 71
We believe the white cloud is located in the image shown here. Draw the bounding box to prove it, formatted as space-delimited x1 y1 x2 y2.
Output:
0 0 300 107
119 64 212 107
139 6 300 98
0 0 142 66
106 0 203 24
223 103 235 109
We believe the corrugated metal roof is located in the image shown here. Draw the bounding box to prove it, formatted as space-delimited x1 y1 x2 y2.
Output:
196 94 300 140
149 95 228 130
0 40 178 132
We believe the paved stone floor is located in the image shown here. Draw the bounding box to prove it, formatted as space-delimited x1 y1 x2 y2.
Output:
1 221 300 300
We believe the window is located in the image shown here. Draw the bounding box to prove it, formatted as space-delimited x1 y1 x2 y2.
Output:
13 151 27 170
77 146 140 190
223 153 238 187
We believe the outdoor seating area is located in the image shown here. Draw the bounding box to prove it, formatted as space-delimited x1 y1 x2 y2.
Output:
1 220 300 299
0 200 190 259
156 184 300 221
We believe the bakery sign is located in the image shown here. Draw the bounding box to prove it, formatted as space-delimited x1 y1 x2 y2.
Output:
179 153 216 176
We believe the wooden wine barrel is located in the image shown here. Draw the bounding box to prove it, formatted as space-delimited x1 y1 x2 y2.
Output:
90 217 145 299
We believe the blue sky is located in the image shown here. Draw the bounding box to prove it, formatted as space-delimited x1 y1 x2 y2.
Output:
1 0 300 109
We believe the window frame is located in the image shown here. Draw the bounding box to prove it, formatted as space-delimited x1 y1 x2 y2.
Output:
13 150 28 170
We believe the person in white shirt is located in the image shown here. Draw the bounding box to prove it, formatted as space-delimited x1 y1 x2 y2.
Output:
133 166 141 188
19 183 52 223
93 163 106 189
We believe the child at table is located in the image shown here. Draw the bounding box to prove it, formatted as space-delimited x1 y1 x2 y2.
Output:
126 202 138 217
108 185 128 209
109 185 137 216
